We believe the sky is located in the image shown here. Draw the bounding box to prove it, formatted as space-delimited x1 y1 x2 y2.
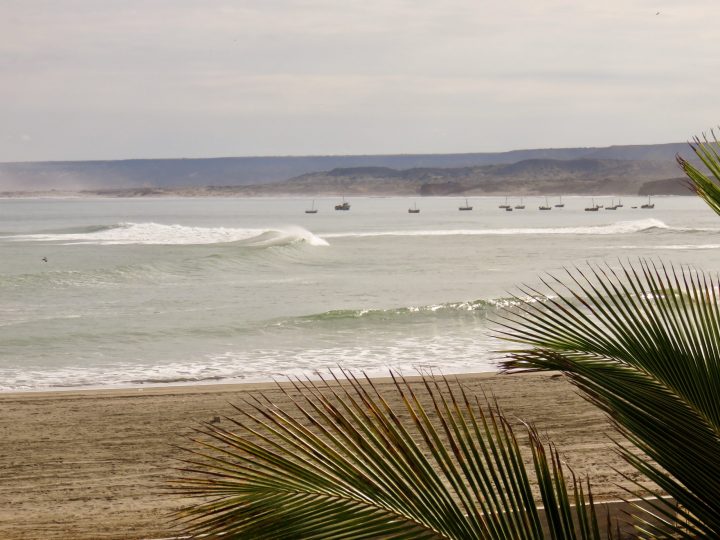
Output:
2 0 720 162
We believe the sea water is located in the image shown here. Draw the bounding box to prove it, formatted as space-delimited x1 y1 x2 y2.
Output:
1 195 719 391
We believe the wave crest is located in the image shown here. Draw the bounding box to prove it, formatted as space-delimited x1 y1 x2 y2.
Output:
10 222 329 246
287 296 543 325
324 219 670 238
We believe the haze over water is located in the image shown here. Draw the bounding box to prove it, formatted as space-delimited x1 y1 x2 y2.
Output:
1 195 718 391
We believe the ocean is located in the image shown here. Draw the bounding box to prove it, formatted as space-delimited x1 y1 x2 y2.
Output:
1 195 718 392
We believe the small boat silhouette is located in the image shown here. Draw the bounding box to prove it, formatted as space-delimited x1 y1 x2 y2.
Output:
334 197 350 211
584 198 599 211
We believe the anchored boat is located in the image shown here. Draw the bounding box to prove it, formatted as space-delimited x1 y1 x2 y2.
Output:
584 198 599 212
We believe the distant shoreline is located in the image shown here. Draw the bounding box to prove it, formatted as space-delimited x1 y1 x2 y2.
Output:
0 144 695 197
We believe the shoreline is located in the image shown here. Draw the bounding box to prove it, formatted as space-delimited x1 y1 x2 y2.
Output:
0 371 638 539
0 367 498 396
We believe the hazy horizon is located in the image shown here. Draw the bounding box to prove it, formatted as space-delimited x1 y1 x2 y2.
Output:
0 140 690 165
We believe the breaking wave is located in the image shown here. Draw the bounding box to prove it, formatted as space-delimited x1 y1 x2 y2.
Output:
323 219 672 238
7 219 713 248
287 297 533 324
9 222 329 246
617 244 720 250
0 295 524 391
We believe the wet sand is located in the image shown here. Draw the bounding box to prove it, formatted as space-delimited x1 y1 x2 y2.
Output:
0 372 639 539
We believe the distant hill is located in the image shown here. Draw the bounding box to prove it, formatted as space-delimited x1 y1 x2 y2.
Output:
18 157 690 198
264 158 685 196
0 143 693 191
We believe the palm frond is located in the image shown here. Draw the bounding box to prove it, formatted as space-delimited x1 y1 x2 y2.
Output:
677 132 720 215
496 261 720 537
172 372 607 539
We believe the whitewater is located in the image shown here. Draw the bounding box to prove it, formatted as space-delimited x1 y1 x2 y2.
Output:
2 195 720 391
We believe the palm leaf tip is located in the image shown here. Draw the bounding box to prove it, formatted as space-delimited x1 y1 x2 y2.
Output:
676 132 720 216
171 372 607 539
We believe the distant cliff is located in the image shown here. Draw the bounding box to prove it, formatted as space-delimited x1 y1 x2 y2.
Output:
0 142 693 192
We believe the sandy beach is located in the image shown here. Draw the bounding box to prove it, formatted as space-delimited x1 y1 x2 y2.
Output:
0 372 641 539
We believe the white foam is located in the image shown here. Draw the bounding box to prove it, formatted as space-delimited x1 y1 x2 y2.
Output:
0 335 502 392
322 219 670 238
12 222 329 246
617 244 720 250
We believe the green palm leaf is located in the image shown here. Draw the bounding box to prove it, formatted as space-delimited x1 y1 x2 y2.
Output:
172 372 607 539
677 132 720 215
496 261 720 537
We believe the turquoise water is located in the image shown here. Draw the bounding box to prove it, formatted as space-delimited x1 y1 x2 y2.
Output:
1 195 719 391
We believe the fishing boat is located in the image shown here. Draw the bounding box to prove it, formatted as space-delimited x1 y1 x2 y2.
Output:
641 196 655 209
334 197 350 211
305 200 318 214
584 198 599 211
539 197 551 210
605 198 618 210
499 196 510 209
505 206 513 212
459 198 473 211
554 196 565 208
408 202 420 214
514 197 525 210
616 198 624 208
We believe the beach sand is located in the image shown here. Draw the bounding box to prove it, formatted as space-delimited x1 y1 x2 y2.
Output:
0 372 640 539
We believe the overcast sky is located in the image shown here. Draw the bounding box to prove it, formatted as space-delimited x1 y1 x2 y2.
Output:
2 0 720 161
